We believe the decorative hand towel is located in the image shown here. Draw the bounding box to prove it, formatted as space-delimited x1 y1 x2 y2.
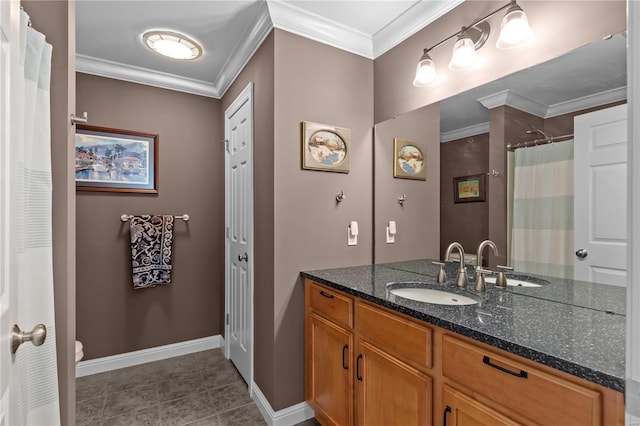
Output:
129 215 175 289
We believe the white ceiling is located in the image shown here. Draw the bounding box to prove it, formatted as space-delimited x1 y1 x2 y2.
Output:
76 0 463 98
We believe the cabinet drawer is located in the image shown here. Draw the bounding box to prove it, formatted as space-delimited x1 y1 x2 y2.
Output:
308 282 353 329
356 301 432 369
442 335 602 426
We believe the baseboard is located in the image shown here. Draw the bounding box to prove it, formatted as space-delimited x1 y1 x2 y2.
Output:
252 382 314 426
75 335 223 377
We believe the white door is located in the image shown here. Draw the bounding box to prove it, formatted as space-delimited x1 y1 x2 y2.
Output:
225 82 254 387
574 104 628 285
1 1 60 424
0 1 17 422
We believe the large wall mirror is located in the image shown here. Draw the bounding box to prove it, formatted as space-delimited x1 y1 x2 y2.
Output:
373 32 627 308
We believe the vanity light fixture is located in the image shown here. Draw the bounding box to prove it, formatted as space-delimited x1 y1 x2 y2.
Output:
143 30 203 61
412 0 531 87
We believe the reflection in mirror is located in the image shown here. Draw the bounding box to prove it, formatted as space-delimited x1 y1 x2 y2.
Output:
375 34 627 299
439 33 626 280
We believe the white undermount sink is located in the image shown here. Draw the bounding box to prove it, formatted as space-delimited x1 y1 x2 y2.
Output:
389 288 478 305
484 276 542 288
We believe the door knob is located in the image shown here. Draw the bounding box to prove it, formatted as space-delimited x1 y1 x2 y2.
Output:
575 249 588 259
238 253 248 262
11 324 46 354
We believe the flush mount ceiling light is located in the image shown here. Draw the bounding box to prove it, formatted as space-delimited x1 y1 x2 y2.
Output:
143 30 203 61
413 0 532 87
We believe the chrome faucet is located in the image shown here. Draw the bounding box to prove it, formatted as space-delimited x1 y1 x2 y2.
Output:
445 242 467 288
474 240 498 282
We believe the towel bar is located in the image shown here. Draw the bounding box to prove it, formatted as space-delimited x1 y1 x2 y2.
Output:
120 214 189 222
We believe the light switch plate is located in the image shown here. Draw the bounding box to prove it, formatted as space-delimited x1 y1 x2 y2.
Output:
348 227 358 246
386 226 395 244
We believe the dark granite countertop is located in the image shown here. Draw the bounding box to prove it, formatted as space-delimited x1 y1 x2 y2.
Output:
301 261 625 393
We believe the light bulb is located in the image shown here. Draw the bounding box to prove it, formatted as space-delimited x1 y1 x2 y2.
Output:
413 51 437 86
449 34 477 70
153 39 193 60
497 2 532 49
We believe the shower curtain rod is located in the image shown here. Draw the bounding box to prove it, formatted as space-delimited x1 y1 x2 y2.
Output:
507 133 574 151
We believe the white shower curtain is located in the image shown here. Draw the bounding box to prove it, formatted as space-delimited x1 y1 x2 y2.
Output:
510 140 574 279
12 10 60 425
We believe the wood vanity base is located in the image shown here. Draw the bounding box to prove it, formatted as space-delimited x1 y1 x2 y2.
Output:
304 279 624 426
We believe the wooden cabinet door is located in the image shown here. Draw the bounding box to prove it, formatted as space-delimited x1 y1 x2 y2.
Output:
306 313 353 426
355 340 432 426
442 385 520 426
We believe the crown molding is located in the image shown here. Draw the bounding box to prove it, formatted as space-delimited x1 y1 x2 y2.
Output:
545 86 627 118
266 0 373 58
216 3 273 98
441 121 489 143
373 0 464 58
76 2 467 96
477 89 548 118
76 54 220 98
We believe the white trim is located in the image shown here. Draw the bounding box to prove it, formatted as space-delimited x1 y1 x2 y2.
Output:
75 335 223 378
545 86 627 118
627 0 640 420
216 3 272 98
75 2 461 96
224 81 255 394
251 382 314 426
372 0 464 58
441 121 489 143
477 89 548 118
76 54 220 98
267 0 373 58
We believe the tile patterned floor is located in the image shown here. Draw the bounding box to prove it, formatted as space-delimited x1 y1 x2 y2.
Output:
76 349 267 426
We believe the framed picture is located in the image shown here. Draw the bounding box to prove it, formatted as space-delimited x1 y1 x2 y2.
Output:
75 125 158 193
302 121 350 173
453 174 486 203
393 138 426 180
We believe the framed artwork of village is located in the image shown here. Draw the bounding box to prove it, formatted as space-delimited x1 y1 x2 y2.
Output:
301 121 351 173
393 138 426 180
75 125 158 193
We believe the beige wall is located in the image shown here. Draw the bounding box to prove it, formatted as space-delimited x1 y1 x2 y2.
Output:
222 29 373 410
374 104 440 263
271 29 374 409
374 1 627 123
76 74 224 358
221 31 276 402
440 133 489 260
22 1 76 424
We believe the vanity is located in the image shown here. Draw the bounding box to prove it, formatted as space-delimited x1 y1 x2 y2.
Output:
301 261 625 425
